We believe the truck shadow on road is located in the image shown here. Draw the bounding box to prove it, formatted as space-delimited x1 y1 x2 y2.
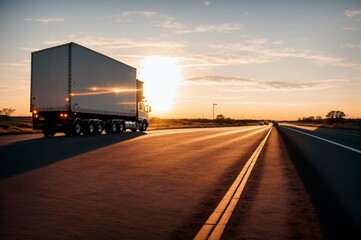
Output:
0 132 146 179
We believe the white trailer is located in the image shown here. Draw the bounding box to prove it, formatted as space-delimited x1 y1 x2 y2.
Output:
31 42 151 136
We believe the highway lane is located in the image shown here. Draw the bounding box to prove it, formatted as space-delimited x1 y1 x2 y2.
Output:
278 125 361 239
0 126 270 239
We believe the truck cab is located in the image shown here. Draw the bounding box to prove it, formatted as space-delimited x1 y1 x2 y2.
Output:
137 101 151 131
138 102 151 121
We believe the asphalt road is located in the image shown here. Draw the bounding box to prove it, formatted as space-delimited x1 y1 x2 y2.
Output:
0 126 270 239
0 125 360 239
278 124 361 239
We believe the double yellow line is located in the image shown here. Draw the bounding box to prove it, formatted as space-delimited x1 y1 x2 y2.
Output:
194 127 273 240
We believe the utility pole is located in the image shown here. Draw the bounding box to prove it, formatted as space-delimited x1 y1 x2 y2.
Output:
213 103 217 121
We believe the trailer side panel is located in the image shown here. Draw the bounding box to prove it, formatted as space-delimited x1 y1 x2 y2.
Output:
70 43 137 117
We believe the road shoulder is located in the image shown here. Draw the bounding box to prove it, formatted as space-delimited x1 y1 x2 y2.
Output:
222 127 323 239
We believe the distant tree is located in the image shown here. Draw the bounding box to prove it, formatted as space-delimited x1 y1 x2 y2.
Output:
326 110 346 119
326 111 335 119
1 108 16 117
298 116 317 123
215 114 225 123
315 116 323 123
216 114 225 120
326 110 346 123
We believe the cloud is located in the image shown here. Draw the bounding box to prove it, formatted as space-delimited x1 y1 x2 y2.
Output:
207 38 361 69
180 53 274 68
20 47 40 52
25 18 64 23
345 10 361 17
272 41 283 45
263 81 325 90
342 43 361 49
111 11 160 23
42 36 185 51
342 26 360 31
0 61 28 67
153 16 185 29
112 11 185 29
121 11 158 17
174 23 241 34
114 11 240 34
185 75 336 91
187 76 253 84
204 1 211 6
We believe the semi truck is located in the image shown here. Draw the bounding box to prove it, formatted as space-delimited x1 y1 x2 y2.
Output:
30 42 151 137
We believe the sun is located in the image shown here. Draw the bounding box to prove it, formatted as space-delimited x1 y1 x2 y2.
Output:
139 56 182 113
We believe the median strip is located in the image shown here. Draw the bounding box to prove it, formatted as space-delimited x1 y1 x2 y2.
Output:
194 127 273 240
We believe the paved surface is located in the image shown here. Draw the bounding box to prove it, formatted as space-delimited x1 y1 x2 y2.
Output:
222 127 323 239
278 125 361 239
0 126 269 239
1 125 360 239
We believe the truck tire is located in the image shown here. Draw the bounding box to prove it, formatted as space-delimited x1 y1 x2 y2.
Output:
95 121 103 135
85 120 95 135
42 120 56 137
111 121 117 133
140 120 148 131
119 122 125 133
42 127 56 137
73 120 82 136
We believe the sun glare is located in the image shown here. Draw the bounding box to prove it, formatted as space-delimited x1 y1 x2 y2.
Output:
139 56 182 113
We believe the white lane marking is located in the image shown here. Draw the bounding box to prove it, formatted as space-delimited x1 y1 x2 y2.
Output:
283 127 361 154
194 127 273 240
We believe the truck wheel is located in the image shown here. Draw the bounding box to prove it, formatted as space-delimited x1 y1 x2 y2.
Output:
111 121 117 133
140 120 148 131
85 120 95 135
95 121 103 135
42 128 50 137
42 127 56 137
119 122 125 133
49 130 56 137
73 120 82 136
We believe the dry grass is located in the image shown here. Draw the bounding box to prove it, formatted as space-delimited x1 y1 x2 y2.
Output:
0 117 39 135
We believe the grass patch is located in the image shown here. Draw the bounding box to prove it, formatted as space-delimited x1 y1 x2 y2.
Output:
0 116 40 135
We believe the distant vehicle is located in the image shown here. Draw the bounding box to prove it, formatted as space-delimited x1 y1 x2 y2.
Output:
273 121 279 126
264 121 269 125
31 42 151 137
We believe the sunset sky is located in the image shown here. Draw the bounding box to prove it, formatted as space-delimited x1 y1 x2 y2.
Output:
1 0 360 120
